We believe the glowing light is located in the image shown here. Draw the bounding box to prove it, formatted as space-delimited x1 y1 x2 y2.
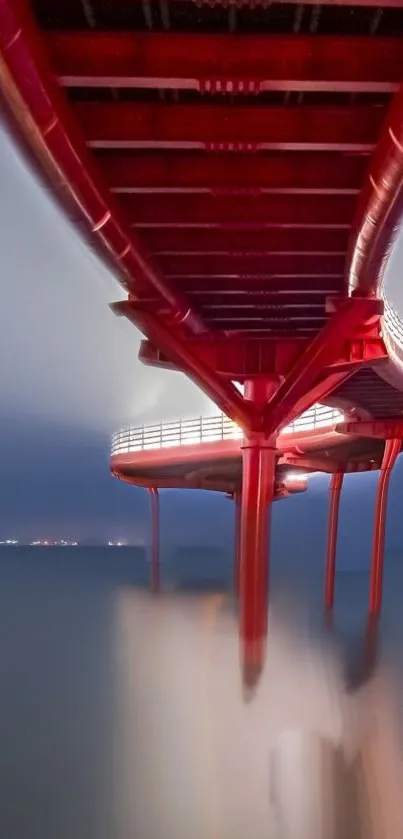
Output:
111 405 343 456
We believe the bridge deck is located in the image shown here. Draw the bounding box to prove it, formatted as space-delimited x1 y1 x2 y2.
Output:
111 408 390 493
26 0 403 341
1 0 402 424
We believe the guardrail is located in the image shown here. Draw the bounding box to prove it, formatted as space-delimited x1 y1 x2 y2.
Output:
383 296 403 361
111 404 343 456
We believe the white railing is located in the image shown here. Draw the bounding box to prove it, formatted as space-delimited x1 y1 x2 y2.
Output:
383 296 403 358
111 404 343 456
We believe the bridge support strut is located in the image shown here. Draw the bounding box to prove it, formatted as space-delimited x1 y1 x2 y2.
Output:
369 438 400 615
240 434 276 690
149 487 160 593
239 379 278 691
324 472 344 611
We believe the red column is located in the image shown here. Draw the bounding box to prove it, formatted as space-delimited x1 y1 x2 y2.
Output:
234 490 241 596
239 378 278 690
149 487 160 593
369 438 400 615
324 472 344 611
239 433 276 689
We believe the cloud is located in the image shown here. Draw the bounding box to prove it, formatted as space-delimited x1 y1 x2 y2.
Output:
0 126 213 434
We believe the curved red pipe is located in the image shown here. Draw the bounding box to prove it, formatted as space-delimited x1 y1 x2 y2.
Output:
347 83 403 298
0 1 205 334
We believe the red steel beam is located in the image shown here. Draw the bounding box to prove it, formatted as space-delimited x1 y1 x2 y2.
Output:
0 0 205 334
144 228 350 254
271 0 403 5
240 426 277 690
115 472 237 493
220 330 321 338
124 194 355 228
176 275 343 286
206 318 326 330
76 102 384 153
156 278 343 298
338 419 403 438
112 300 252 429
161 253 346 276
177 0 403 6
369 438 401 615
347 83 403 297
241 377 279 686
203 306 325 320
99 151 368 195
324 472 344 611
138 329 384 379
196 293 335 307
262 297 384 434
49 32 401 94
139 334 308 377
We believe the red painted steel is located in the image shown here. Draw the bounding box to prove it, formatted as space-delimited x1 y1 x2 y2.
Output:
324 472 344 610
113 301 252 428
161 253 346 276
100 152 367 195
0 1 205 333
369 438 401 614
338 419 403 438
239 432 276 688
146 228 350 254
124 193 356 228
194 0 403 6
239 379 278 685
262 297 383 434
149 487 160 593
48 32 401 94
180 277 343 294
77 102 383 153
139 329 387 382
347 84 403 298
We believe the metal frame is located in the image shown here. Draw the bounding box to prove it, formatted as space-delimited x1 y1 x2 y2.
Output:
111 404 343 456
324 472 344 611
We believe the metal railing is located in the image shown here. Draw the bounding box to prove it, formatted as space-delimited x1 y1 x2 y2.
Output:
383 296 403 360
111 404 343 456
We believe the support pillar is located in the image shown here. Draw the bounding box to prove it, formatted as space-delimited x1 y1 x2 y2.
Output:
324 472 344 611
239 434 277 689
239 378 278 691
369 438 400 615
234 490 241 597
149 487 160 593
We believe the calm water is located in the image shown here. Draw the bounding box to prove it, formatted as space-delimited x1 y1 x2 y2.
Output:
0 546 403 839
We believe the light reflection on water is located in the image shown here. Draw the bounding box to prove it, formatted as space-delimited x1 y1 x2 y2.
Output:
0 547 402 839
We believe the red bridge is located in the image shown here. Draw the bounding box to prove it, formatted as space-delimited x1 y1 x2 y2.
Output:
2 0 403 686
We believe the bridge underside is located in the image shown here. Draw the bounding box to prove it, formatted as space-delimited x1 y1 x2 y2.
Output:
112 430 386 493
3 0 403 687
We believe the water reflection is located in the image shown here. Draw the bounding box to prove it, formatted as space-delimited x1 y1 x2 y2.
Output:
0 550 403 838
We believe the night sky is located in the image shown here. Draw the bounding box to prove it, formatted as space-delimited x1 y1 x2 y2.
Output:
1 123 403 564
